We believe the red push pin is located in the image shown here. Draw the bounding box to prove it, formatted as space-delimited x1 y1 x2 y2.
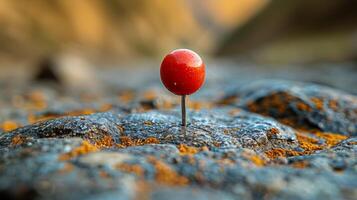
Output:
160 49 205 126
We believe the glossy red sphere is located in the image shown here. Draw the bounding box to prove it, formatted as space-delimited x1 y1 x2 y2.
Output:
160 49 205 95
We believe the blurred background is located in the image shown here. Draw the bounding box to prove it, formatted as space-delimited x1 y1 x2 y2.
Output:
0 0 357 92
1 0 357 132
1 0 357 62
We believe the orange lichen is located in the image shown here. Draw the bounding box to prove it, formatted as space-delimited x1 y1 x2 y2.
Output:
291 161 309 169
246 92 303 118
0 120 19 132
177 144 199 155
310 97 324 110
216 96 238 106
156 99 175 110
28 108 98 124
99 171 110 178
201 146 209 152
117 136 160 148
119 156 189 186
296 133 323 151
266 127 280 138
213 142 221 147
264 148 301 159
313 131 347 147
117 163 145 177
249 155 265 167
118 90 135 103
11 135 27 146
278 118 299 128
296 128 347 148
328 99 339 111
266 130 347 160
59 141 98 161
148 157 189 186
241 151 265 166
27 91 48 110
188 101 213 111
247 101 259 113
296 102 312 112
142 90 157 100
143 121 153 126
95 135 115 148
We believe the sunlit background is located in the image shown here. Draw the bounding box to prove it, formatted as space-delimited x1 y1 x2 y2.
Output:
1 0 356 62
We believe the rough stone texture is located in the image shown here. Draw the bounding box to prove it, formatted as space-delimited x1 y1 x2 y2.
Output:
224 80 357 136
0 67 356 200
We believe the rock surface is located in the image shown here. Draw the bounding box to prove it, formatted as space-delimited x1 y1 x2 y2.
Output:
0 68 356 200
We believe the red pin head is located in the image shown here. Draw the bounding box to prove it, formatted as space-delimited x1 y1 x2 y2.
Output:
160 49 206 126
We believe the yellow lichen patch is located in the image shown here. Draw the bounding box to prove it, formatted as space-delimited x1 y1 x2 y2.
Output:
0 120 19 132
241 151 265 166
264 148 301 159
59 141 98 161
11 135 27 146
313 131 347 147
117 163 145 177
247 92 296 115
249 155 266 167
177 144 199 155
148 157 189 186
310 97 324 110
117 136 160 148
296 133 323 151
296 129 347 148
95 135 115 148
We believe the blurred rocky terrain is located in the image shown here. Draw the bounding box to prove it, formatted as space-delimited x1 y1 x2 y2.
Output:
0 64 356 200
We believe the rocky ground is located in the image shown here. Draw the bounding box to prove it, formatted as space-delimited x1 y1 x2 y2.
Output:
0 63 356 200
